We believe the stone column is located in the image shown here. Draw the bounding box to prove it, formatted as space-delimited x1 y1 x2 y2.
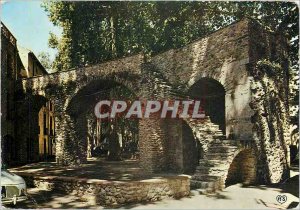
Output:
139 117 167 172
139 117 184 173
74 113 88 163
165 119 183 172
53 96 87 165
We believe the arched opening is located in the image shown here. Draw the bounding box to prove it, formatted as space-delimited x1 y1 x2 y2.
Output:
182 121 203 173
290 130 299 165
225 149 257 187
188 78 225 134
290 145 299 165
38 100 55 161
67 79 139 162
15 94 50 165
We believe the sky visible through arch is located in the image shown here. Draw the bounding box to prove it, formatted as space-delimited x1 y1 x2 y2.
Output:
1 0 62 69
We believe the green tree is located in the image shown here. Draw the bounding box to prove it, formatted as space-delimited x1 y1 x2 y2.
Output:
43 1 298 71
37 52 53 72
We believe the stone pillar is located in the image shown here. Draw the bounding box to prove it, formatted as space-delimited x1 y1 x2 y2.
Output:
74 113 88 163
139 118 167 172
165 119 183 172
54 96 87 165
139 118 183 173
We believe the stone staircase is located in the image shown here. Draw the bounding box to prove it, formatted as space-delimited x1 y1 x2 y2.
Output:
185 118 226 155
190 130 239 194
141 65 242 195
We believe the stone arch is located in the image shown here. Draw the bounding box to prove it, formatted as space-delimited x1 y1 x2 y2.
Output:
20 69 142 166
61 78 139 164
64 71 141 103
188 73 231 93
188 77 226 134
225 148 257 187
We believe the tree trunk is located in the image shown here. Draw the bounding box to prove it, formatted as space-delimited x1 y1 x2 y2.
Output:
110 13 117 58
107 119 121 160
107 131 121 160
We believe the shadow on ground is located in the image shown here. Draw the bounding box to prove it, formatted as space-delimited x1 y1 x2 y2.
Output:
9 158 162 181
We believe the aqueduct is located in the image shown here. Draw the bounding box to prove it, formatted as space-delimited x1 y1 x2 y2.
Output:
17 18 291 196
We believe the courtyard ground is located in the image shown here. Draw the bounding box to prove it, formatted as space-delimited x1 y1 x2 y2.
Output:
5 167 299 209
7 177 299 209
9 158 152 181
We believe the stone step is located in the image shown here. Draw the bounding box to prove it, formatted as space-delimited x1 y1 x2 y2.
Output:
212 140 237 144
199 159 225 166
209 145 238 149
190 180 218 190
194 188 216 195
192 174 221 182
213 135 227 140
208 148 237 154
195 169 210 175
205 153 235 159
195 167 228 177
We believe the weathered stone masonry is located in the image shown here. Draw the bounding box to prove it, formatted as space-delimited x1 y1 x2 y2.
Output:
18 18 292 192
20 54 143 165
21 174 190 206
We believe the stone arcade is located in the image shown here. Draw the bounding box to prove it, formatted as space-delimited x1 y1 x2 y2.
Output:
16 19 292 204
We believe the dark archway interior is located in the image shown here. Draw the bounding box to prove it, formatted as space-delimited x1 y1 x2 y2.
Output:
290 145 299 164
182 121 203 174
67 79 139 161
188 78 225 134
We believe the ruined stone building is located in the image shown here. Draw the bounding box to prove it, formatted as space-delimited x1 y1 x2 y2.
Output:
1 22 55 165
1 23 18 165
2 18 298 194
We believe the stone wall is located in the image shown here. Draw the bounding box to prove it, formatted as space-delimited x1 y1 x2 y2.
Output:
248 20 290 183
20 54 143 96
1 24 18 165
182 121 200 173
149 19 253 141
22 174 190 207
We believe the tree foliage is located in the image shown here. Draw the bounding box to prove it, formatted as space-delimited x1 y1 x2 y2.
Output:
43 1 298 72
37 52 53 72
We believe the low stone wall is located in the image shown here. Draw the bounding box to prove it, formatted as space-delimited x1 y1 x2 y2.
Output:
20 173 190 207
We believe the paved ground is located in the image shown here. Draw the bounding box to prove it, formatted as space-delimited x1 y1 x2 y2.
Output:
126 182 299 209
9 158 151 181
6 163 299 209
5 172 298 209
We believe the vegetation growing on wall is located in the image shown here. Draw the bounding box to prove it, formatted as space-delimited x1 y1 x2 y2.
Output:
250 59 290 183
